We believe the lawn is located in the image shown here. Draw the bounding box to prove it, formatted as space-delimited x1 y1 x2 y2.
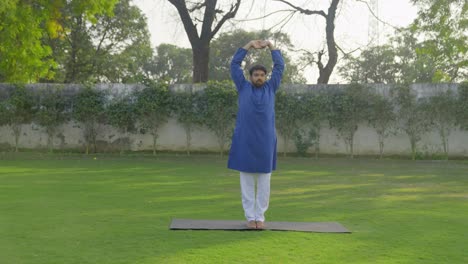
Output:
1 153 467 264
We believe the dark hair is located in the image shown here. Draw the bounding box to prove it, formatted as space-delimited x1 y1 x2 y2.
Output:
249 64 267 76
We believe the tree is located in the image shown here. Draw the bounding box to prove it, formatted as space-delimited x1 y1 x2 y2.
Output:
210 29 306 84
391 29 438 84
367 92 396 159
409 0 467 82
339 45 399 84
287 91 328 157
106 94 137 155
457 82 468 131
275 91 302 157
2 85 36 152
0 0 117 83
35 86 70 153
72 86 107 154
328 84 371 158
391 84 431 160
92 0 153 83
298 91 329 158
135 82 172 155
146 44 193 84
276 0 340 84
43 0 152 83
199 81 237 156
172 91 204 155
167 0 241 83
424 89 458 159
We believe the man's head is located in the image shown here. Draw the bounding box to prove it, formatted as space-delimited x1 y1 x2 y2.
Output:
249 64 267 87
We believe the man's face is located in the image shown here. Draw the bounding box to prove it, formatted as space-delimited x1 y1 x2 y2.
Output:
250 70 266 87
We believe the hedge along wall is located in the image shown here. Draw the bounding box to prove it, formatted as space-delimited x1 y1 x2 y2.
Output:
0 82 467 158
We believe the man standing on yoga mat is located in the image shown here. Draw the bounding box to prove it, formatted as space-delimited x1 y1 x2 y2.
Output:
228 40 284 229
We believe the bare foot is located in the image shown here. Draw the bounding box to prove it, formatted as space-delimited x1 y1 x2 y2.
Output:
246 220 256 229
256 221 265 229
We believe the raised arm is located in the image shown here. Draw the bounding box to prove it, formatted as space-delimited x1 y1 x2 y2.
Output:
231 40 269 91
265 41 285 93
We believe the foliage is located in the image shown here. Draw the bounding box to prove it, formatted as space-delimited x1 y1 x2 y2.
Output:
457 81 468 130
134 81 171 155
72 85 107 154
106 94 137 154
146 44 193 85
424 89 458 159
199 81 238 156
1 85 36 152
367 92 397 159
0 0 117 83
409 0 468 82
35 86 70 153
172 90 205 155
339 45 399 84
275 91 302 157
390 84 431 160
43 0 151 83
391 29 438 84
0 3 56 82
292 92 328 157
327 84 371 158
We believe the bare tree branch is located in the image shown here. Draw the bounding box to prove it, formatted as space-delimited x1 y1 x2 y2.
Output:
234 9 296 22
274 0 327 18
167 0 242 82
211 0 241 39
266 10 297 32
336 44 362 57
355 0 400 30
168 0 199 42
188 2 206 12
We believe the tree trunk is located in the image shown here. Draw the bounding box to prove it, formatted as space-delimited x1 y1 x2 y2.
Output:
192 42 210 83
13 124 21 152
314 131 320 159
283 135 289 157
344 132 354 159
120 128 127 156
440 127 449 160
378 132 385 160
48 133 54 153
185 123 192 156
91 125 97 153
168 0 241 84
152 131 158 156
410 137 417 160
317 0 339 84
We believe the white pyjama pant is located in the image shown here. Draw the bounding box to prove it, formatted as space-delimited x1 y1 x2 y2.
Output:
240 171 271 222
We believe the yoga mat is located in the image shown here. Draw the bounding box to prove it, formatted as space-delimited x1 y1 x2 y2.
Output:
169 219 350 233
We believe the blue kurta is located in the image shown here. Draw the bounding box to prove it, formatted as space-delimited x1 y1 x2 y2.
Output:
227 48 285 173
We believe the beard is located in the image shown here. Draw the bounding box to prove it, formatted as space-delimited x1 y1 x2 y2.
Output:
253 80 264 87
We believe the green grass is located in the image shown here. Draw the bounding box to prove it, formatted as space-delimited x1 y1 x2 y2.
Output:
1 153 467 263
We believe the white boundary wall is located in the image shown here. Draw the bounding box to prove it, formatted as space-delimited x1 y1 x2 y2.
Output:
0 83 466 156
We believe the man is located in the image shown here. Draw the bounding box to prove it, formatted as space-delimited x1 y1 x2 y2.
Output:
228 40 285 229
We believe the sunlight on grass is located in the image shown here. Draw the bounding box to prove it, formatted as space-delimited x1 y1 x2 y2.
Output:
388 187 431 193
394 175 437 180
281 170 332 177
360 173 385 177
381 194 422 201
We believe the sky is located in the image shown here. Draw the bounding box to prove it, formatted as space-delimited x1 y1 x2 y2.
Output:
134 0 419 83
